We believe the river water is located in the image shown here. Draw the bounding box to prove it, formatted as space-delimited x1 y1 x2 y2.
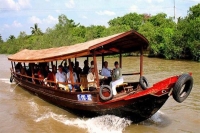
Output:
0 54 199 133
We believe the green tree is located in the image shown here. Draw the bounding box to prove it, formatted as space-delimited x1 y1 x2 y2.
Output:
139 13 176 58
18 31 27 38
0 34 3 44
188 3 200 19
30 23 43 35
8 35 15 40
173 4 200 61
108 13 143 30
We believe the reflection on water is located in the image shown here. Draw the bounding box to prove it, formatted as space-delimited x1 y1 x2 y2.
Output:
0 55 200 133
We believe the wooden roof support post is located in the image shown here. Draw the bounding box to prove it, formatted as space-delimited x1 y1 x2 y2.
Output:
56 61 57 71
11 61 14 70
102 54 104 68
68 58 74 91
14 62 16 72
93 51 100 90
51 61 53 69
119 51 122 68
140 46 143 76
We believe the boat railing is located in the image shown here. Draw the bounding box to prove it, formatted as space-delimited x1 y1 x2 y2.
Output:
11 71 98 92
122 72 140 76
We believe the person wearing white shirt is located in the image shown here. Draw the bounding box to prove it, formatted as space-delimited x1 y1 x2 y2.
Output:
110 61 123 95
87 65 106 91
55 65 67 82
67 64 79 91
55 65 68 90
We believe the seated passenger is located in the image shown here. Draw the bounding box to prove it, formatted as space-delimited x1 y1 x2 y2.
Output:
82 60 90 74
87 65 107 91
15 62 22 74
74 61 82 82
33 64 39 77
63 62 68 73
110 61 123 95
20 66 27 80
55 65 68 90
46 66 54 81
52 65 57 74
67 64 79 92
43 66 54 86
43 65 49 78
61 60 68 73
38 67 44 79
101 61 112 85
88 60 94 73
26 63 34 82
37 66 44 84
33 64 40 84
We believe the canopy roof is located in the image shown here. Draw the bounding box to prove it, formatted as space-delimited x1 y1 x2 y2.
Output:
8 30 149 63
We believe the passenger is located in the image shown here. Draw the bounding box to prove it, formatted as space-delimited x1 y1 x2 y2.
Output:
101 61 112 85
74 61 82 82
110 61 124 95
87 65 107 91
20 66 27 80
48 73 55 82
15 62 22 74
55 65 67 90
33 64 40 84
43 65 49 78
90 60 94 66
61 60 68 73
33 64 39 77
67 63 79 91
52 65 57 75
71 61 75 69
43 65 55 86
20 66 26 75
37 66 44 84
82 60 90 74
63 62 68 73
88 60 94 73
38 67 44 79
26 63 34 82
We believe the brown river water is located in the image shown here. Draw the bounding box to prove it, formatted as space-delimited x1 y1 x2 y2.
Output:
0 54 199 133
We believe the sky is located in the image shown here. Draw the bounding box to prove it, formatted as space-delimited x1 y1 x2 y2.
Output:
0 0 199 41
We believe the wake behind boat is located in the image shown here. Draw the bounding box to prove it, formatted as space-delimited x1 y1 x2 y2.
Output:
8 30 193 123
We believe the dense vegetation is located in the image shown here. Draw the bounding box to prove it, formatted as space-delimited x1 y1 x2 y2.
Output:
0 4 199 61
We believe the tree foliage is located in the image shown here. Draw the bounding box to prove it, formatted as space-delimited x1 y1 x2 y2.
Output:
0 34 3 44
0 4 200 61
30 23 43 35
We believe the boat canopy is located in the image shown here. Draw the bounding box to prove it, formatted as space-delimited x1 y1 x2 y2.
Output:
8 30 149 63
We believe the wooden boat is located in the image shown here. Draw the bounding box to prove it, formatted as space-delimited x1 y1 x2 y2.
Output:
8 30 193 123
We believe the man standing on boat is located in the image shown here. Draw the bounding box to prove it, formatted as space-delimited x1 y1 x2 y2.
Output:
110 61 123 95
